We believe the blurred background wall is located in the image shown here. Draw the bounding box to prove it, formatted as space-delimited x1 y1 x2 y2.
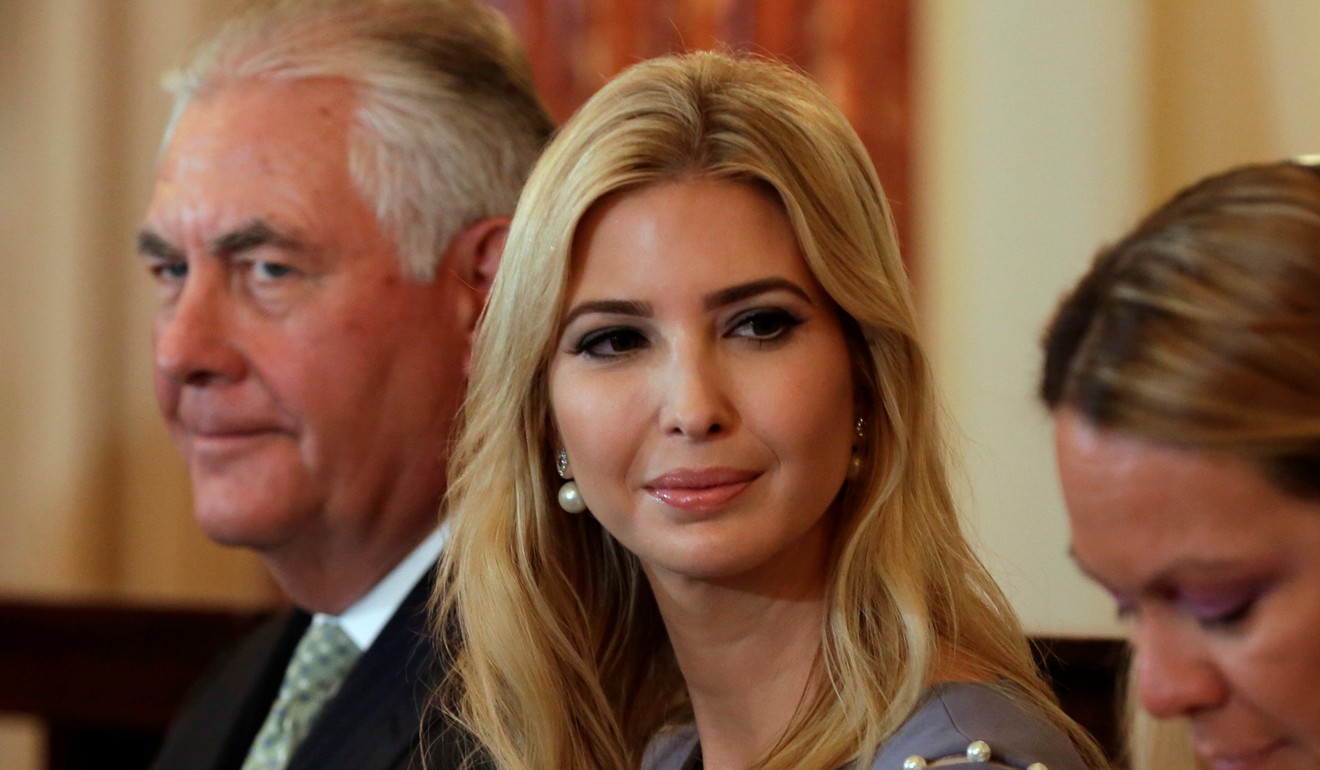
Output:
3 0 1319 766
920 0 1320 640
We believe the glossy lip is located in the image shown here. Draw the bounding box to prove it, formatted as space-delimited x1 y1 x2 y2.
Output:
1196 738 1286 770
643 467 760 512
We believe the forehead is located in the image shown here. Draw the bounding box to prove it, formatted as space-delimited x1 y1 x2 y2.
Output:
145 78 367 242
569 179 820 298
1055 410 1320 581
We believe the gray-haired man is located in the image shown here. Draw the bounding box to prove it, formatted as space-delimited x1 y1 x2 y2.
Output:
137 2 553 768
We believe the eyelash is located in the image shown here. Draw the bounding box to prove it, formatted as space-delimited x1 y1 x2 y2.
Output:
728 308 804 343
571 327 647 359
149 261 188 281
246 260 296 282
568 308 806 360
1113 594 1259 632
1113 600 1139 623
146 260 295 284
1189 597 1256 630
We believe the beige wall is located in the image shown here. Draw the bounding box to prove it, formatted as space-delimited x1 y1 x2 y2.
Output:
0 0 274 608
916 0 1320 636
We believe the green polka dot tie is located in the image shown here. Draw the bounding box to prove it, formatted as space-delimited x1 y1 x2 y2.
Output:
241 621 361 770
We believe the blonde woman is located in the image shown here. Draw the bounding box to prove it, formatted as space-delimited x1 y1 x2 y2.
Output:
1043 161 1320 770
439 52 1108 770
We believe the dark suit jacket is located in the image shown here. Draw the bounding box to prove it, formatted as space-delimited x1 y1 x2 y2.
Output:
150 574 473 770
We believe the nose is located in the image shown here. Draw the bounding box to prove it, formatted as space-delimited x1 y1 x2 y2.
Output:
153 271 245 387
1133 619 1228 719
660 342 735 440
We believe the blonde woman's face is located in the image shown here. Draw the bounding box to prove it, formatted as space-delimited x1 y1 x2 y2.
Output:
1058 409 1320 770
548 179 855 593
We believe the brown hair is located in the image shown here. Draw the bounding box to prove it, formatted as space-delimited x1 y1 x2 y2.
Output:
1041 161 1320 498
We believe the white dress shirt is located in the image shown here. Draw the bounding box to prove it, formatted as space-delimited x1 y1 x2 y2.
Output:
311 523 448 651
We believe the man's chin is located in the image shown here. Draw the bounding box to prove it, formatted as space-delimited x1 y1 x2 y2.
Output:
191 492 313 552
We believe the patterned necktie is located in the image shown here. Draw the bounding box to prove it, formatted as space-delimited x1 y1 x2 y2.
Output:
241 620 361 770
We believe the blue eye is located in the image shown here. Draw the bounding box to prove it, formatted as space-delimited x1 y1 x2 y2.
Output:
572 327 648 359
150 261 188 281
251 260 295 281
728 308 803 342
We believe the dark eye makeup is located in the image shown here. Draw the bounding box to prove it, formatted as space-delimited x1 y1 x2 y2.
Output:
727 307 804 343
565 301 807 360
570 326 649 359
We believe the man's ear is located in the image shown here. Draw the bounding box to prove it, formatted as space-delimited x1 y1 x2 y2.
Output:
444 217 510 378
445 216 509 298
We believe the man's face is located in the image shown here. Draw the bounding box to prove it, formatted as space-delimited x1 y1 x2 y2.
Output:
140 78 476 578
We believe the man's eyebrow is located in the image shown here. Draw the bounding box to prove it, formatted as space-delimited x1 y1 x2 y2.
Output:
136 229 183 261
561 300 652 328
210 219 305 256
703 277 812 311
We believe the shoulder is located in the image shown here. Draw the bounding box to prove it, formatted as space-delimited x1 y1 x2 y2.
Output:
641 724 699 770
177 609 304 711
151 610 305 769
867 682 1090 770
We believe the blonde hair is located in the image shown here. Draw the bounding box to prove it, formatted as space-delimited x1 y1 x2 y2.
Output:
1041 162 1320 498
163 0 553 279
440 51 1106 770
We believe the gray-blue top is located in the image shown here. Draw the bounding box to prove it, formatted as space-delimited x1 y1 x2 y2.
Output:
642 681 1091 770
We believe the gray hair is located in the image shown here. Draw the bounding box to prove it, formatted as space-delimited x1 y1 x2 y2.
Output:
163 0 554 279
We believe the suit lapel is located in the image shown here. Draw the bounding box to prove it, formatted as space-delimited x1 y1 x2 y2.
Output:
151 609 310 770
288 573 448 770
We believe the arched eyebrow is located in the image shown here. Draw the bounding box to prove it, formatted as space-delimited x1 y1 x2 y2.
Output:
560 278 814 328
703 277 812 310
561 300 651 328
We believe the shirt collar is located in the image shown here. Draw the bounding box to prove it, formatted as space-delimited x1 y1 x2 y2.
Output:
312 522 448 651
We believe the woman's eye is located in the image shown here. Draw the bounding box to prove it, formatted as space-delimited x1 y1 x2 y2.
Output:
1190 597 1256 630
728 308 803 342
1113 598 1140 624
572 327 647 359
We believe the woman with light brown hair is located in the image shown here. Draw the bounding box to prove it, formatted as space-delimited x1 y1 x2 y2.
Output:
1043 160 1320 770
438 51 1107 770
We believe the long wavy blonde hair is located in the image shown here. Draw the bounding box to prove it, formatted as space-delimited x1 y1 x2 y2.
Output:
438 51 1107 770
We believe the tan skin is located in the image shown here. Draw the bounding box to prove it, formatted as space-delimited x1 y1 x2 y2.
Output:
1058 408 1320 770
549 180 856 769
140 77 504 611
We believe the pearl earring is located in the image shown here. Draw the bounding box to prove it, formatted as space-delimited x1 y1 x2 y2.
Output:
556 449 586 514
848 417 865 479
